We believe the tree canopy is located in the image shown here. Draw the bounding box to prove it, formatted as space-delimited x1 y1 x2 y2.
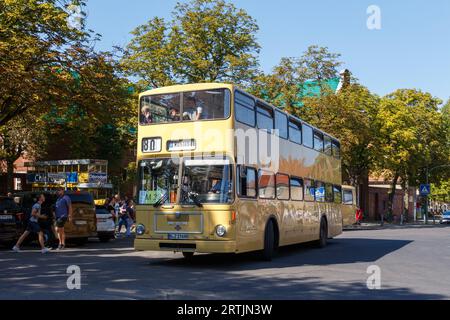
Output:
121 0 260 89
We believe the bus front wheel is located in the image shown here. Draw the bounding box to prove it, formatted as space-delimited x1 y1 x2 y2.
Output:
261 220 275 261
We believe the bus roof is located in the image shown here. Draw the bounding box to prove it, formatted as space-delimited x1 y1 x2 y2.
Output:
139 83 234 97
139 82 340 143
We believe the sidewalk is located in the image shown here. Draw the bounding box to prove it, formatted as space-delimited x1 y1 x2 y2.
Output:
343 221 448 231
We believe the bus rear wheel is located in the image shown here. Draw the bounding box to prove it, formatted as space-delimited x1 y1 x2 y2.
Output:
315 218 328 248
261 220 275 261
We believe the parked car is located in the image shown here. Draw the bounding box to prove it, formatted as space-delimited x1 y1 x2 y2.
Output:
95 205 115 242
0 197 21 246
440 210 450 224
63 191 97 244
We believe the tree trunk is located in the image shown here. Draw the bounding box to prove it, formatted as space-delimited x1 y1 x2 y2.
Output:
387 174 399 222
6 160 14 193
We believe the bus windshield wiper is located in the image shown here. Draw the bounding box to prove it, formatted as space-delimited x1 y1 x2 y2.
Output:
189 192 203 208
153 193 169 208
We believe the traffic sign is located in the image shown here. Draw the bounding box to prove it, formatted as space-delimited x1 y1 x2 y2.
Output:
419 184 431 196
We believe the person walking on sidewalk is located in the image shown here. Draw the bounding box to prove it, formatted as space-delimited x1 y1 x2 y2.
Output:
12 194 50 254
54 187 73 250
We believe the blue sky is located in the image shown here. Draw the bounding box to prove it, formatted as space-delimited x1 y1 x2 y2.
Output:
85 0 450 103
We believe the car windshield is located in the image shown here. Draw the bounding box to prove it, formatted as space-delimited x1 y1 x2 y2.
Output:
67 193 94 205
0 198 19 212
180 158 233 205
139 89 230 125
138 158 179 205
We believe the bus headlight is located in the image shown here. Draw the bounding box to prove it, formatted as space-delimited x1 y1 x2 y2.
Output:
136 224 146 235
215 225 226 237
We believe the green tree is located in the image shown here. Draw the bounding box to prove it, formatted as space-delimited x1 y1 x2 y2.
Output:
0 0 90 126
121 0 260 88
375 89 446 218
301 84 380 187
0 113 47 192
249 45 342 115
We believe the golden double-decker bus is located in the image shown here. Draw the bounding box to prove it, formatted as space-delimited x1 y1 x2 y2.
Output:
134 83 343 260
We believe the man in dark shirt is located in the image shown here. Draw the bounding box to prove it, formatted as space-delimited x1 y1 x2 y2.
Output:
54 187 72 250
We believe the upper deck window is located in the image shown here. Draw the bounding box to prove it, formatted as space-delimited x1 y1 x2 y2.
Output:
139 89 230 125
303 124 313 148
140 93 180 124
256 103 274 132
332 140 341 159
274 110 288 139
289 119 302 144
235 91 255 126
313 131 324 152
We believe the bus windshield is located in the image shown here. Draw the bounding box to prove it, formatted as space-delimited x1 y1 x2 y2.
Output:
180 158 233 205
139 89 230 125
138 158 179 205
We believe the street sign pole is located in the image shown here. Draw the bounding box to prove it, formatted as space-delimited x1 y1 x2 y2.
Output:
425 167 429 225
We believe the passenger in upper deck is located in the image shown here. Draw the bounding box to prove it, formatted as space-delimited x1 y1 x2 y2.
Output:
140 105 153 124
182 95 203 121
169 107 181 121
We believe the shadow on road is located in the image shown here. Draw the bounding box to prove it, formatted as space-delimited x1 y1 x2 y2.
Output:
1 236 441 300
151 237 412 269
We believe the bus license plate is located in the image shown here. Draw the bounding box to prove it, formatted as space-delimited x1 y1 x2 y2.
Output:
142 137 162 153
168 233 189 240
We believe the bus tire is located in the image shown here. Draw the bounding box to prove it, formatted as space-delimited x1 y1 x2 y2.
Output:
261 220 275 261
315 217 328 248
182 252 194 259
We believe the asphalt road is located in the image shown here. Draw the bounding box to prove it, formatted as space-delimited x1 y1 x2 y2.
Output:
1 226 450 300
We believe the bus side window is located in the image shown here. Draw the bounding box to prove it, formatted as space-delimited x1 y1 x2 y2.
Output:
237 166 257 198
258 170 275 199
304 179 315 201
290 177 304 201
325 183 334 202
313 131 324 152
235 91 255 126
343 189 353 205
302 124 313 149
276 173 289 200
289 119 302 145
324 136 332 156
315 181 325 202
274 110 288 139
256 103 274 133
333 185 342 203
332 140 341 159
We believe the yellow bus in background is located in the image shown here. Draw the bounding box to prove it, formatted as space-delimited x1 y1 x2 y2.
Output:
134 83 343 260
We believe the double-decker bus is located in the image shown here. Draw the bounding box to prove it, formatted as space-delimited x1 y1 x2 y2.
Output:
134 83 343 260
